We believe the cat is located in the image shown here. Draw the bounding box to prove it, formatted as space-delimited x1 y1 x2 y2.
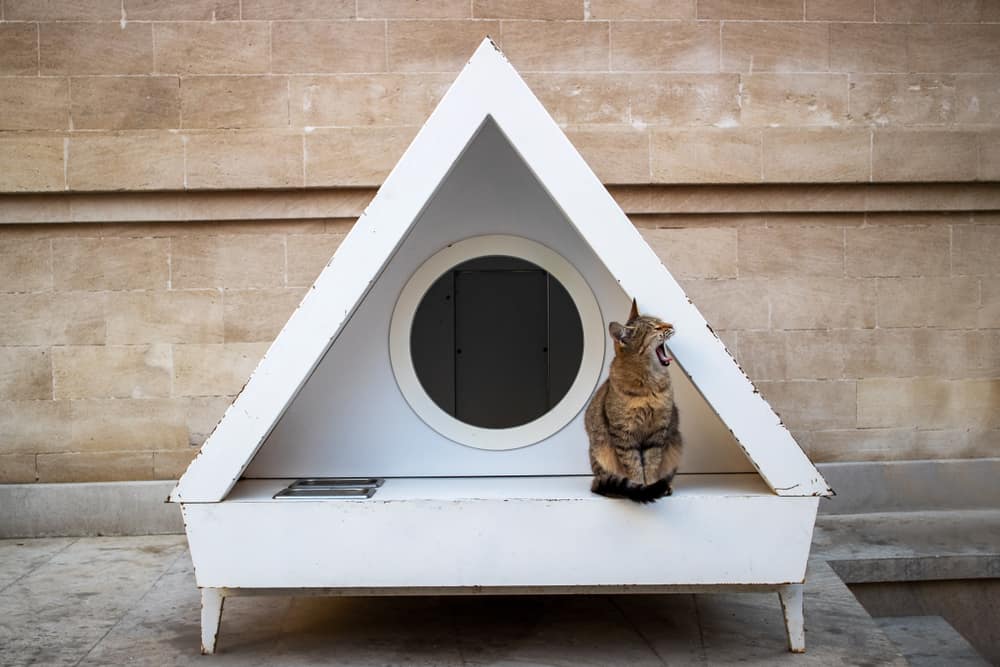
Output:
585 299 682 503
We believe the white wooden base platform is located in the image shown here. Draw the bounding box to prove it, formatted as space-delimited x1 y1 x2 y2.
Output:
181 475 817 654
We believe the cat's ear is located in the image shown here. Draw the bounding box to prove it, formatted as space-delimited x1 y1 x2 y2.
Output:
628 298 639 322
609 321 631 344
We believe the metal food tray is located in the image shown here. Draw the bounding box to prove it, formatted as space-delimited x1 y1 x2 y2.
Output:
274 478 384 500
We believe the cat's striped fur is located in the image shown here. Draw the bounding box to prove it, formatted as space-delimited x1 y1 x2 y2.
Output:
585 300 682 503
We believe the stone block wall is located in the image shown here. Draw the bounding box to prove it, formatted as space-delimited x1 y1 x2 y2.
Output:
0 219 348 481
642 213 999 462
0 0 998 482
1 208 996 482
2 0 999 188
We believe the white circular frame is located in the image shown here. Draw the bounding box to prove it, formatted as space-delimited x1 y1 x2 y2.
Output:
389 235 605 451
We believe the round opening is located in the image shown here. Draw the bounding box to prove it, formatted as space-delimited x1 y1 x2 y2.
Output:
410 255 584 429
389 235 604 451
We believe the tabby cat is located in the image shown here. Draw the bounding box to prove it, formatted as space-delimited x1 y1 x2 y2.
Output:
585 299 682 503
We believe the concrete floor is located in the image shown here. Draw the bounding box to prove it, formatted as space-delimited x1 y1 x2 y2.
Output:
852 580 999 665
0 535 906 667
874 616 990 667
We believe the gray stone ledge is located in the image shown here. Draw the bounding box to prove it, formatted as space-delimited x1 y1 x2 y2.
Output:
818 458 1000 515
3 458 999 539
2 183 999 225
814 509 1000 584
0 480 181 539
830 555 1000 584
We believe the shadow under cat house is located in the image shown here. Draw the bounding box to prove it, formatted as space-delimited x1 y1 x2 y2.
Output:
170 39 832 656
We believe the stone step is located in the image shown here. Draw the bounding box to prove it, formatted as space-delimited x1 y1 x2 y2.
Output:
875 615 990 667
813 509 1000 584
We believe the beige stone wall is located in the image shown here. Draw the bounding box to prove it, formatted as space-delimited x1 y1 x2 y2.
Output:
0 1 998 482
0 218 350 482
1 0 999 188
647 213 999 462
0 207 996 482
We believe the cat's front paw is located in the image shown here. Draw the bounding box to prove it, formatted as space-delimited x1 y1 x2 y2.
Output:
636 478 672 502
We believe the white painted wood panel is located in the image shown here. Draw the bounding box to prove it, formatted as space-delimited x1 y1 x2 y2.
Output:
183 476 818 589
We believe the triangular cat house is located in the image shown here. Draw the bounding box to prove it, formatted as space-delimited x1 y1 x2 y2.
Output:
172 39 831 655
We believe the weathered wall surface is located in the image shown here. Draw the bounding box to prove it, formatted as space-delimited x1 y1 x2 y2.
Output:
1 0 999 188
0 0 998 482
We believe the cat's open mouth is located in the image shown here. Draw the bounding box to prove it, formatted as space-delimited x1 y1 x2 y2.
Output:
656 343 672 367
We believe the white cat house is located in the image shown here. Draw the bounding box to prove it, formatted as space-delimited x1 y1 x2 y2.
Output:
170 39 832 655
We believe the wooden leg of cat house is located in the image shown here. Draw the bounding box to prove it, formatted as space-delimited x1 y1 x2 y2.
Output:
778 583 806 653
200 588 225 655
